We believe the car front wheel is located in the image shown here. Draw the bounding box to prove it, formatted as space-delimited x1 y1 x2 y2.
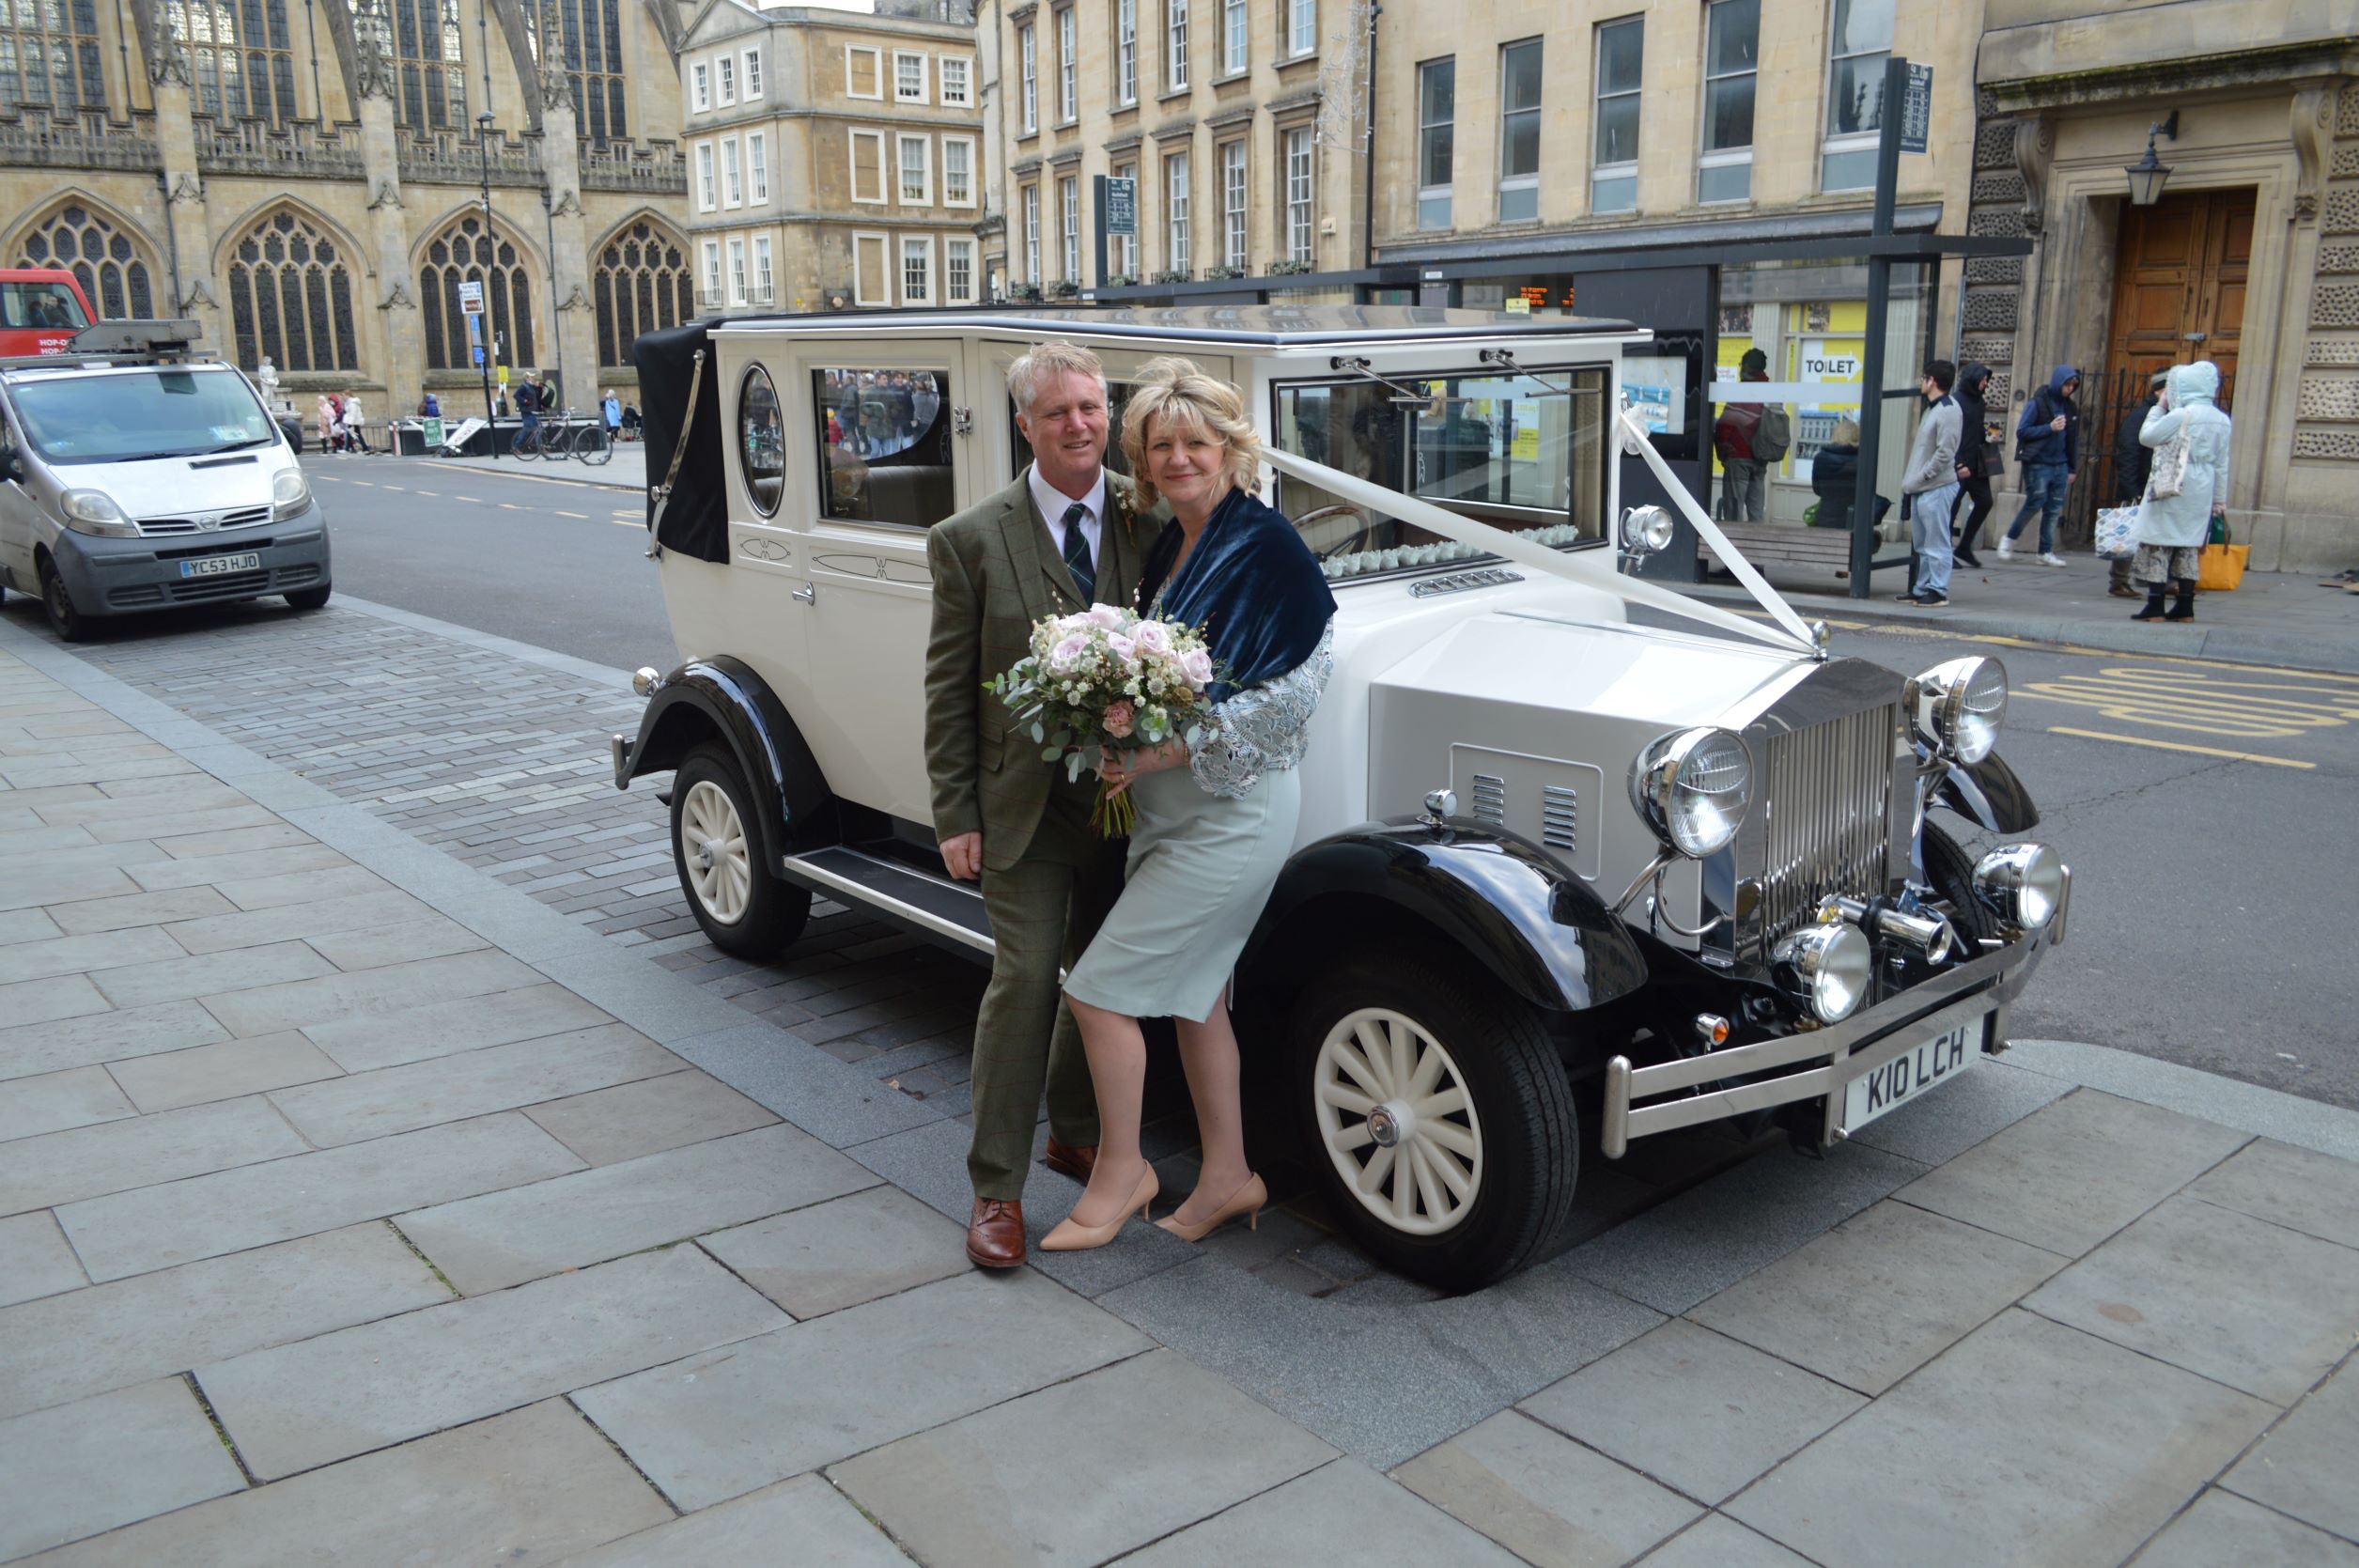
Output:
285 583 332 611
670 742 810 959
38 558 87 642
1287 944 1579 1292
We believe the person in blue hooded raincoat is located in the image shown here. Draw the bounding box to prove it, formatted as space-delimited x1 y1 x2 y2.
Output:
2001 365 2080 565
2130 361 2231 623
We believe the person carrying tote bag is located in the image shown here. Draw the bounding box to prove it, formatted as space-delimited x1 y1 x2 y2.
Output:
2129 363 2231 623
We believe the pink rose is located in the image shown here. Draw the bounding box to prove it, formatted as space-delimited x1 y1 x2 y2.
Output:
1087 603 1126 630
1048 634 1089 672
1132 620 1172 655
1103 700 1136 738
1180 648 1215 688
1105 633 1135 661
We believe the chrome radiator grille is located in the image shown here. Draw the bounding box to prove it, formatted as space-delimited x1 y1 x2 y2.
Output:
1755 703 1900 952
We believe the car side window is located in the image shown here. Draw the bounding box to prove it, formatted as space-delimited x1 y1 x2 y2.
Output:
814 366 954 529
739 365 783 518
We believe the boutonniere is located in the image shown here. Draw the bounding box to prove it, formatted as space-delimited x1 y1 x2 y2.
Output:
1110 476 1140 546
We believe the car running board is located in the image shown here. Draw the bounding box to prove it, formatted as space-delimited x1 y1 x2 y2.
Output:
779 846 995 955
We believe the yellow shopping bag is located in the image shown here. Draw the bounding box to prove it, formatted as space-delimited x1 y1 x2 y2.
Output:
2196 543 2248 591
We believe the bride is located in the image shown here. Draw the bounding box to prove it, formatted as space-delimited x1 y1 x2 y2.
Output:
1046 358 1337 1251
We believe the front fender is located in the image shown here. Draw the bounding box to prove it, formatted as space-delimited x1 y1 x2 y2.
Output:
616 658 834 863
1935 751 2039 835
1240 820 1649 1016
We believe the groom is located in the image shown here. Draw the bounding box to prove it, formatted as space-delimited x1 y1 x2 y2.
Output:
923 341 1145 1268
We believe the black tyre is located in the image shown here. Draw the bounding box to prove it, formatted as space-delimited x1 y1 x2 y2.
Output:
38 558 87 642
285 583 333 611
1918 821 1996 948
670 742 810 959
1286 944 1579 1292
575 427 613 466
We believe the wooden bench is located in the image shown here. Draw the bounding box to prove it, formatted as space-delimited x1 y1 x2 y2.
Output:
1699 523 1907 591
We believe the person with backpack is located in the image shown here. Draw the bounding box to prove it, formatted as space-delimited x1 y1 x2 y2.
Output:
1948 364 1995 569
1713 348 1786 522
2000 365 2080 565
510 374 540 454
1896 361 1963 607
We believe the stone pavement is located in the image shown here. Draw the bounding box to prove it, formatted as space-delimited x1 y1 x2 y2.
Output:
411 446 647 494
7 618 2359 1565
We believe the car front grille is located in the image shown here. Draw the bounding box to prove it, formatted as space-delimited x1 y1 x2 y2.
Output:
166 569 272 601
136 505 270 536
1752 701 1901 956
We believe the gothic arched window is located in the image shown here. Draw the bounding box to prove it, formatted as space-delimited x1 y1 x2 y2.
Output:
525 0 626 143
225 209 358 372
420 213 535 372
352 0 465 129
166 0 297 123
16 204 154 318
0 0 107 111
594 219 691 369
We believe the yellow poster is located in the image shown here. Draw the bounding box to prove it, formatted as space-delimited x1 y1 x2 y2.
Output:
1512 427 1540 461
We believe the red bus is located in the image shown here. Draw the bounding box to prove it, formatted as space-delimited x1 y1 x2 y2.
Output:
0 269 97 357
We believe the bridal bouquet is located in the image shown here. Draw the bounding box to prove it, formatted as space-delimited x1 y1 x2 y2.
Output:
987 603 1219 835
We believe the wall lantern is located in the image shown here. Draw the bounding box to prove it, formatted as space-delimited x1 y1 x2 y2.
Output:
2125 111 2179 207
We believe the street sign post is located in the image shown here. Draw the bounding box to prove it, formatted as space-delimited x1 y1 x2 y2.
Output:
1095 174 1138 288
458 277 496 458
457 279 485 316
1899 65 1933 155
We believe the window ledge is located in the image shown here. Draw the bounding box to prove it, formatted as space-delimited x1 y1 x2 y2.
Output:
1277 50 1318 69
1158 85 1194 104
1212 70 1250 87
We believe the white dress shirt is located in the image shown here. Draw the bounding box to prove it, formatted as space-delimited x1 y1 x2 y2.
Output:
1028 463 1106 576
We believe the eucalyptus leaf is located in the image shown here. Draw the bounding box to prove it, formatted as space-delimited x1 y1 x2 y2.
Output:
1065 751 1087 784
1042 745 1062 761
1031 722 1045 743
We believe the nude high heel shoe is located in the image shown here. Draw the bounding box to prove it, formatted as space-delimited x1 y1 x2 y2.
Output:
1156 1174 1266 1243
1040 1164 1159 1251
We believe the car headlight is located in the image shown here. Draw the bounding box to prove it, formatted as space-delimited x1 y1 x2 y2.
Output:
1909 656 2008 764
272 467 312 520
59 489 138 537
1620 505 1674 555
1974 843 2066 930
1629 726 1753 859
1773 921 1873 1023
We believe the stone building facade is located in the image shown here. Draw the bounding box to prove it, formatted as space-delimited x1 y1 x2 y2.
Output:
1962 0 2359 571
0 0 691 425
677 2 981 315
978 0 1370 295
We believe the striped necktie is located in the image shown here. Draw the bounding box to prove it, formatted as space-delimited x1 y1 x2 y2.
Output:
1059 500 1094 604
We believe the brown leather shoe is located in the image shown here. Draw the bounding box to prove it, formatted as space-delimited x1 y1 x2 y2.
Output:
967 1198 1025 1268
1043 1137 1097 1183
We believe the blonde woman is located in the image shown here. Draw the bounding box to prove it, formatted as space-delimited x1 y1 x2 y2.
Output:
1043 359 1337 1252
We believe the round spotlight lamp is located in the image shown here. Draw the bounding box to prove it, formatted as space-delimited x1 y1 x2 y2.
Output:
1911 656 2009 764
1974 843 2067 930
1774 922 1873 1024
1621 505 1675 555
1630 726 1753 859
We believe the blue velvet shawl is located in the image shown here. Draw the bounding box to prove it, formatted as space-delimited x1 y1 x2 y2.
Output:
1140 486 1336 704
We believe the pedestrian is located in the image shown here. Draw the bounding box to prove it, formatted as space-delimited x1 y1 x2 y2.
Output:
1999 365 2080 565
328 394 350 456
315 394 337 456
2130 361 2230 623
1713 348 1779 523
1948 363 1995 569
1809 417 1861 525
343 393 371 455
1897 361 1963 607
418 391 441 418
510 373 540 454
2107 369 2169 598
601 388 622 442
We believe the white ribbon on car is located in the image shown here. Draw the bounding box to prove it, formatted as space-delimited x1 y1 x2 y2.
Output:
1256 408 1816 656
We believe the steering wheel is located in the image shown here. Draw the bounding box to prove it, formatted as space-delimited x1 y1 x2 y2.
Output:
1295 504 1380 561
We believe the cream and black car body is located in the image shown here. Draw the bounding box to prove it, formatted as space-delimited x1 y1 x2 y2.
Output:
613 306 2071 1291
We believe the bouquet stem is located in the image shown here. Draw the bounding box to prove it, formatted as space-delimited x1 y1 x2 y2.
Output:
1091 782 1137 839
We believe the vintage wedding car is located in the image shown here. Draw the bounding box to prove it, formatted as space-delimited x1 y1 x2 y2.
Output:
613 307 2069 1290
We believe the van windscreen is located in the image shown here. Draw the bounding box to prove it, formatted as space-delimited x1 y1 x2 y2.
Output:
10 368 276 464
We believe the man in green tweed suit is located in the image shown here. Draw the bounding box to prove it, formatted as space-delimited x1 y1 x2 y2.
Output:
923 341 1146 1268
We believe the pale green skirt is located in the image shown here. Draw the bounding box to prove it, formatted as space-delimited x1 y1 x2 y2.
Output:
1063 764 1300 1024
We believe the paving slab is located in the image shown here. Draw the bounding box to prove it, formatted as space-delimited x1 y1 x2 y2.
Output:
1519 1319 1867 1505
1725 1309 2277 1568
106 1030 344 1112
269 1022 678 1146
1112 1455 1526 1567
0 1063 136 1142
0 999 229 1080
1894 1089 2249 1257
2025 1193 2359 1406
1689 1199 2068 1396
1393 1407 1703 1568
674 1019 948 1147
1632 1514 1819 1568
0 1094 307 1216
0 1376 247 1560
2130 1488 2359 1568
26 1400 672 1568
85 805 276 842
396 1122 875 1295
300 980 614 1072
123 845 356 895
0 823 95 856
0 924 185 986
0 1221 450 1421
0 907 61 943
833 1349 1335 1568
2187 1138 2359 1251
94 939 340 1010
699 1185 970 1319
522 1067 777 1166
0 1210 85 1308
0 753 197 789
305 914 489 970
160 888 436 956
198 948 543 1036
576 1268 1151 1510
2222 1359 2359 1542
562 1471 916 1566
55 1110 583 1281
46 883 237 934
25 788 251 827
0 971 110 1029
156 821 317 859
0 860 137 913
196 1244 784 1481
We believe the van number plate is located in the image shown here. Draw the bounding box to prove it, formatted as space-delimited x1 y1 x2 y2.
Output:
179 553 261 578
1842 1017 1983 1132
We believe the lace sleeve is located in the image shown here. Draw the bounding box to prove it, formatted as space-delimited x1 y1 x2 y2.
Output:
1188 626 1334 800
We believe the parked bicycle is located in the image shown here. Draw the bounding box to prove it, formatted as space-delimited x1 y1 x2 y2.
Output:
525 408 614 466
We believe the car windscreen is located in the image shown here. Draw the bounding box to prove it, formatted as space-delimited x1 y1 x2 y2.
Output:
0 281 88 332
8 368 277 465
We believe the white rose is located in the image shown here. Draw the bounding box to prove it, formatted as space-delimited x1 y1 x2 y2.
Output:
1180 648 1215 688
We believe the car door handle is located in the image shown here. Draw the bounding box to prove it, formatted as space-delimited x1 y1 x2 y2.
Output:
791 583 816 604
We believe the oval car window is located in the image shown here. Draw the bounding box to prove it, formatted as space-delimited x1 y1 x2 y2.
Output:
740 365 784 517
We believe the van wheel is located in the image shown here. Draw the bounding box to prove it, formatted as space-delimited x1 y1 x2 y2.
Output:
1286 944 1578 1292
285 583 333 611
671 742 809 959
38 559 87 642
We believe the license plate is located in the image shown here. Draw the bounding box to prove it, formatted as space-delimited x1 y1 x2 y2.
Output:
179 552 261 579
1843 1016 1984 1132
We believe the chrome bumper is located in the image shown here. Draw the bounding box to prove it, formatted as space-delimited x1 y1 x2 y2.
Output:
1601 868 2068 1157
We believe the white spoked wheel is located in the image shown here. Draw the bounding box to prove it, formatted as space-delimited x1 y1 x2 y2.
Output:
1313 1007 1484 1236
678 778 751 924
